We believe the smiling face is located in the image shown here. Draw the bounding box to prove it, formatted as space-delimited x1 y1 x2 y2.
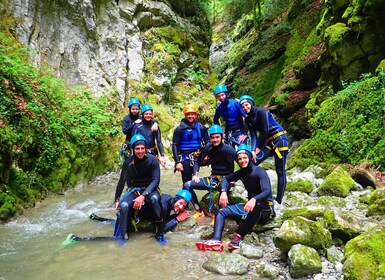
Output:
130 105 140 115
216 92 227 103
210 134 222 146
241 102 252 114
134 144 146 159
143 110 153 121
173 199 188 213
237 153 249 168
185 112 197 125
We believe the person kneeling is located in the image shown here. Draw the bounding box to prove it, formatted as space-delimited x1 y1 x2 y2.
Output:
195 144 275 252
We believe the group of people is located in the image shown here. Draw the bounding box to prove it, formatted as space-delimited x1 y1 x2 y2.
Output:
113 83 289 251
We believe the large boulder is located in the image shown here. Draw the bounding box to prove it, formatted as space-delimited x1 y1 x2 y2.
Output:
317 167 356 198
343 225 385 279
202 253 249 275
273 216 332 253
288 244 322 278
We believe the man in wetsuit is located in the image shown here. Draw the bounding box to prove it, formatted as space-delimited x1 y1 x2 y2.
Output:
114 134 166 244
196 144 275 252
239 94 289 204
213 84 248 149
183 124 236 219
133 104 166 167
172 103 209 184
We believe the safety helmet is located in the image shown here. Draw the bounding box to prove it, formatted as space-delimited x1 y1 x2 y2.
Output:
130 134 147 147
175 189 192 203
239 94 254 106
128 98 141 108
236 144 253 155
140 104 153 114
214 84 228 95
183 104 198 115
208 124 224 135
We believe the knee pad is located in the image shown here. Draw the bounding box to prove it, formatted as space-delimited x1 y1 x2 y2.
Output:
183 181 191 190
120 202 129 213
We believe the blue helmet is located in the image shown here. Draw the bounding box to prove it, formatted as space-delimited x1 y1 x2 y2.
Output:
140 104 153 114
130 134 146 147
214 84 228 95
128 98 141 108
208 124 224 135
175 189 192 203
239 94 254 106
236 144 253 155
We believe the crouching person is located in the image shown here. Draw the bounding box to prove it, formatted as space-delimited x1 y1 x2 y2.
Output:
195 144 275 252
114 134 166 244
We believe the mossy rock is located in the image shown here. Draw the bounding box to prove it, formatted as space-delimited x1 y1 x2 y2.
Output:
316 196 347 208
286 179 314 194
366 188 385 216
282 206 325 221
343 225 385 279
317 167 355 198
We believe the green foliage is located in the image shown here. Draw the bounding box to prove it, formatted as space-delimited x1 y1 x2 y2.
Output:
289 71 385 172
0 31 120 221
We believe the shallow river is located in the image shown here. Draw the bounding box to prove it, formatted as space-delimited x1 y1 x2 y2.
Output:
0 168 233 280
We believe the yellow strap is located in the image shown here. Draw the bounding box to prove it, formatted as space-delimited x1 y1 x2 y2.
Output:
269 130 287 141
274 146 289 159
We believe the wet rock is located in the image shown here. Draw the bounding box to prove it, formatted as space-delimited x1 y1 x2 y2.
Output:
326 246 344 265
240 243 264 259
288 244 322 278
273 216 332 253
317 167 356 198
202 253 249 275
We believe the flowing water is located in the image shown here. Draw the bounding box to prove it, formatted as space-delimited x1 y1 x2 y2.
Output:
0 168 229 280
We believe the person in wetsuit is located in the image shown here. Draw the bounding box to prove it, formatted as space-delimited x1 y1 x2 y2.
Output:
183 124 236 219
239 94 289 204
127 189 192 233
133 104 166 167
213 84 248 149
172 103 209 184
196 144 275 252
121 98 141 155
114 134 166 244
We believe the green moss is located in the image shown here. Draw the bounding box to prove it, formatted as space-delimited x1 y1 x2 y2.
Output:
317 167 355 197
286 179 314 194
343 225 385 279
282 207 324 221
317 196 346 208
324 23 350 48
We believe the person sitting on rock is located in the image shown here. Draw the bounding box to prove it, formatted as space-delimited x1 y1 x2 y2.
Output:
195 144 275 252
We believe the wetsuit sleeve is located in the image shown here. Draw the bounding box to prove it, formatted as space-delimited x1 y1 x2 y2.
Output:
142 158 161 197
164 214 179 232
219 170 242 192
257 108 270 150
114 159 130 202
122 116 135 136
252 168 272 202
200 124 210 145
249 128 258 151
155 128 165 156
213 106 220 125
194 143 210 174
172 126 183 163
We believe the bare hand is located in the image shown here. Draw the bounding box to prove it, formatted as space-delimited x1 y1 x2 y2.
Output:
151 122 158 131
175 162 183 172
219 192 228 208
176 210 190 222
160 156 166 167
237 134 248 143
244 198 256 212
192 175 200 183
115 201 120 210
133 195 145 210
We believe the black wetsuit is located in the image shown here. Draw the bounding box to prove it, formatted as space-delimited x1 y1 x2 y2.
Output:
245 106 289 204
114 153 163 239
183 142 236 212
133 119 165 157
213 162 274 240
134 194 185 233
122 113 139 143
172 119 209 183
